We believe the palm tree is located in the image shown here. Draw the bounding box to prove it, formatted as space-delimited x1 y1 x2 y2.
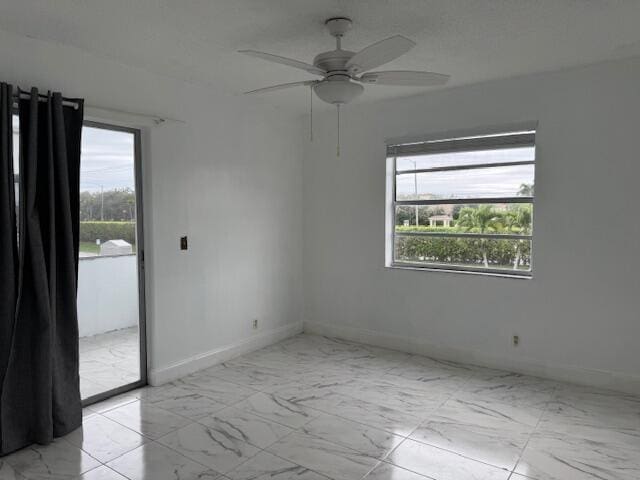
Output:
456 205 503 267
505 205 532 269
518 183 534 197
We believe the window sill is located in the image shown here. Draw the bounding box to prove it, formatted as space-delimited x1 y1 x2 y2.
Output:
386 263 532 280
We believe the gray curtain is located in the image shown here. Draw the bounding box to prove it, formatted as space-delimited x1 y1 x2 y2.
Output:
0 84 18 453
0 88 84 455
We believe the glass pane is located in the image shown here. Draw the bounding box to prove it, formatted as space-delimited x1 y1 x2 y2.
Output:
78 125 141 401
394 204 533 235
395 146 534 171
395 164 534 201
394 235 532 272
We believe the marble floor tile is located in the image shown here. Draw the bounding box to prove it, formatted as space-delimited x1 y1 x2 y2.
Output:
0 459 26 480
545 385 640 430
363 462 432 480
515 430 640 480
385 364 473 392
266 432 381 480
107 442 220 480
342 378 450 418
157 422 260 473
235 392 321 429
322 393 423 436
460 383 554 411
139 385 228 420
3 439 101 479
89 391 140 414
79 327 140 401
207 364 298 393
77 465 129 479
198 406 293 449
7 333 639 480
300 413 404 459
173 375 257 405
103 400 192 439
388 438 510 480
409 397 536 470
225 451 330 480
65 415 147 463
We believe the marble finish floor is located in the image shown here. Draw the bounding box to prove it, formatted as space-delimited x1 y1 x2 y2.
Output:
2 333 639 479
79 327 140 399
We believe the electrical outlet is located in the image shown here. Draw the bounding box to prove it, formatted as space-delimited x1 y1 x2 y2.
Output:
252 319 258 330
513 335 520 346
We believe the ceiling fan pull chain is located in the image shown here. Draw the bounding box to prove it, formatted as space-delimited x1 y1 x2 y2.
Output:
309 85 313 142
336 104 341 157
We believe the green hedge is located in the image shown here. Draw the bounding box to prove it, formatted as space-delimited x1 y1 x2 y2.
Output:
80 221 136 244
395 235 530 269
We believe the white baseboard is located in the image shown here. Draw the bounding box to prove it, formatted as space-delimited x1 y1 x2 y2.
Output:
148 322 303 386
304 321 640 396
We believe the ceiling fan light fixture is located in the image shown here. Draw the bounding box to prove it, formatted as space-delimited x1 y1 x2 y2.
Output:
313 77 364 105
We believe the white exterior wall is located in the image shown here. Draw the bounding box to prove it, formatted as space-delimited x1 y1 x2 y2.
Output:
77 255 138 337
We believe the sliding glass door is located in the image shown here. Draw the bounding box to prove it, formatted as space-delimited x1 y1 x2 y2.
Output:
77 121 146 404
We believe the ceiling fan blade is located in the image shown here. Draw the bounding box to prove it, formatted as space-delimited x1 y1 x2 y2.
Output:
243 80 318 95
346 35 416 74
239 50 326 76
358 70 450 86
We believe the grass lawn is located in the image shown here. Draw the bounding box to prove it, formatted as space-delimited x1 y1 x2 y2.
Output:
79 241 100 255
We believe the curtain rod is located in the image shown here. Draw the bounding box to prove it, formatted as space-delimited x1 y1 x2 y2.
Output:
10 91 184 124
12 91 81 110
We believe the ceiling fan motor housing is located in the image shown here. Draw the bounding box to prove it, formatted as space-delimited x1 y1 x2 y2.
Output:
313 74 364 105
313 49 354 73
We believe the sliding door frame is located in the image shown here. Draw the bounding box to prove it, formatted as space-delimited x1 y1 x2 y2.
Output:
81 120 148 407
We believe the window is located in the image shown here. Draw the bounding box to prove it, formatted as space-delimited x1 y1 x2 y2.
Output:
386 130 535 277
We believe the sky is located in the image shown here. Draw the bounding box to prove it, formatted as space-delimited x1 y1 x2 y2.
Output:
80 126 135 192
13 117 135 193
394 147 535 200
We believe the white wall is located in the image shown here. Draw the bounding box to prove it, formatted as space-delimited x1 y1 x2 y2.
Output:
303 57 640 393
77 255 138 337
0 27 304 383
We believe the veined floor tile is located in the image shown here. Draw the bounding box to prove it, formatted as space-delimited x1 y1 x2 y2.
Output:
225 451 330 480
385 364 473 391
409 397 536 470
235 392 321 429
387 438 510 480
140 385 228 420
65 415 147 463
300 413 403 459
515 430 640 480
172 375 257 405
323 393 422 436
103 400 192 439
107 442 220 480
78 465 129 479
266 432 381 480
273 384 344 411
364 462 432 480
3 439 100 479
89 391 140 413
9 334 638 480
343 379 450 418
537 411 640 449
157 422 261 473
198 406 293 449
0 459 25 480
207 364 297 393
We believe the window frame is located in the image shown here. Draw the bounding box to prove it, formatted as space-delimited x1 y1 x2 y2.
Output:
386 130 536 278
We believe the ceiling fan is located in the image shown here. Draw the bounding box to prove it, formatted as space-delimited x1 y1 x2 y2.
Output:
239 17 450 105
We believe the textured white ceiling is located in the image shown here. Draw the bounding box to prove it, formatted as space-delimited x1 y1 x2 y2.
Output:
2 0 640 112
